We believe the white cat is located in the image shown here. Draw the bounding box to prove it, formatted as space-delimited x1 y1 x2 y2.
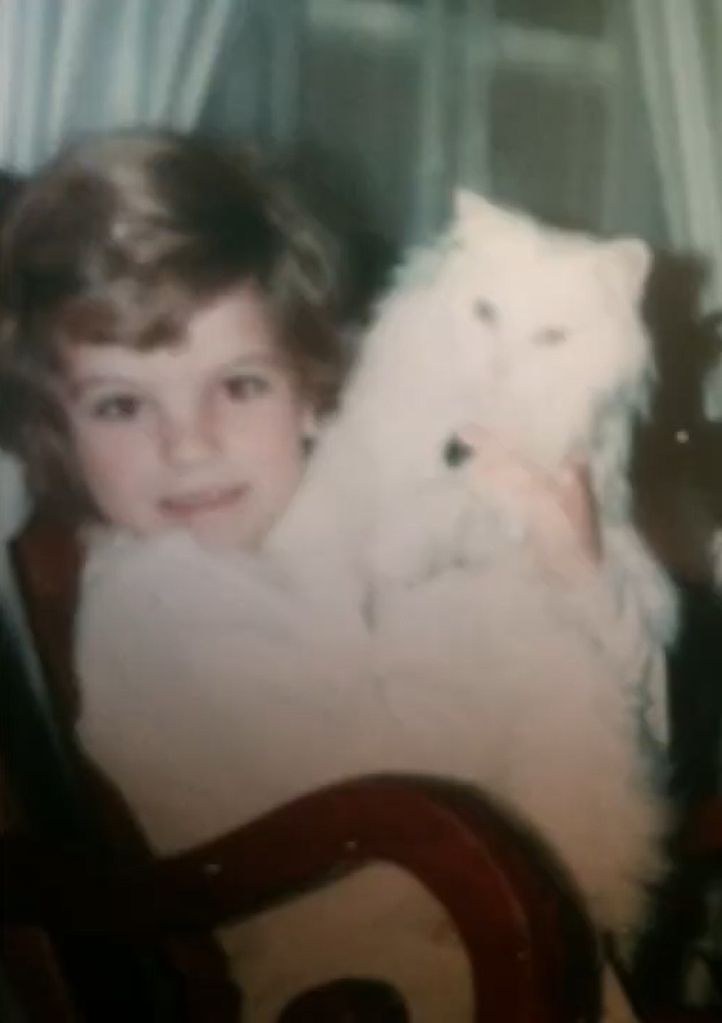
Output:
273 188 676 728
273 191 675 645
269 191 679 1016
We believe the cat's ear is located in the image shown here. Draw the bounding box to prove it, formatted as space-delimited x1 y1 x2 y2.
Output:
601 238 652 299
454 188 485 222
453 188 503 227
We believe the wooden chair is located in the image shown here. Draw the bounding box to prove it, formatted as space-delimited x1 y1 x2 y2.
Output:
3 515 721 1021
2 772 603 1022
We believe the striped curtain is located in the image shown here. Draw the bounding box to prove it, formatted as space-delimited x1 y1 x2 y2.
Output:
0 0 245 172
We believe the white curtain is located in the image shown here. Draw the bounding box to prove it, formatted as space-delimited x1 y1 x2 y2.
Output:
631 0 722 313
0 0 246 172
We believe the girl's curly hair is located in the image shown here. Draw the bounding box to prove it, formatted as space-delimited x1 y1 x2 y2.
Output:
0 129 345 517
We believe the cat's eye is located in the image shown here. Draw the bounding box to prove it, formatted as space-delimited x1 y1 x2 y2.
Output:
473 299 498 325
536 327 568 346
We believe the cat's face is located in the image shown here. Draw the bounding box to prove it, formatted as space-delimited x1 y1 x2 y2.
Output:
441 191 652 464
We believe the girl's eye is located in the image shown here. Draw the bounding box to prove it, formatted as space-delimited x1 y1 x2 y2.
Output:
222 374 270 402
90 394 144 421
474 299 498 325
536 326 568 346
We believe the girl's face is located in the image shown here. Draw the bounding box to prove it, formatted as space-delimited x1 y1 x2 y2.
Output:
61 285 315 549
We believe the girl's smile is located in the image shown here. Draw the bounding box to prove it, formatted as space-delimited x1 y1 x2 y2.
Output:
158 483 250 520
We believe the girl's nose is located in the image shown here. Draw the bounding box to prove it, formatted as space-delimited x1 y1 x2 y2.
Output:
159 401 219 466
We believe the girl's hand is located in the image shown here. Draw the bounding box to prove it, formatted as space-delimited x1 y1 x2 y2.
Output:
456 425 601 565
553 460 601 562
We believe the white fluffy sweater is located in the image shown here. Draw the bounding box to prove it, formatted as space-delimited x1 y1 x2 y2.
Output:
77 525 664 1022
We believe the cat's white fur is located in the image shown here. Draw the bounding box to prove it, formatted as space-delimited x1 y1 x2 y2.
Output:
266 192 679 1014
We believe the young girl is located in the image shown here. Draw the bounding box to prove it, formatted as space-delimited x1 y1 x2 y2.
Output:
1 129 609 1020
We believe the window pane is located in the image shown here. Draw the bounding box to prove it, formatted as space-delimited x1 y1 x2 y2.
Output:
299 6 422 239
489 68 607 230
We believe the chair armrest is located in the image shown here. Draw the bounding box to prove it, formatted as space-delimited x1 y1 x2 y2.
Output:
9 515 82 726
3 774 601 1023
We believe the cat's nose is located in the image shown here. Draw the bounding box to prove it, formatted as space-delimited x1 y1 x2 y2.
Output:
443 435 473 467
